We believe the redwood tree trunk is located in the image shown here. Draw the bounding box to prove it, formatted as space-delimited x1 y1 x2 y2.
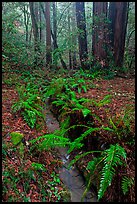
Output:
109 2 129 67
68 7 72 69
72 2 77 69
75 2 89 69
40 2 67 69
45 2 52 67
92 2 108 64
29 2 39 66
39 2 46 43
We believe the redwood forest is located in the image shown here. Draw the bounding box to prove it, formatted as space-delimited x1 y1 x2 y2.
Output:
2 2 135 202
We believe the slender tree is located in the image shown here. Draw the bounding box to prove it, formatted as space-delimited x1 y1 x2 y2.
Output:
109 2 129 67
23 4 30 43
68 6 72 69
92 2 108 65
40 2 67 69
45 2 52 67
75 2 89 69
71 2 77 69
39 2 46 43
52 2 57 50
29 2 39 66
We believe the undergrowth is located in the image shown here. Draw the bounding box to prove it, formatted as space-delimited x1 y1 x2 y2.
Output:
3 68 135 202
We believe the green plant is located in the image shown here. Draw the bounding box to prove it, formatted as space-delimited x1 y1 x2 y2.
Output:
68 143 127 201
30 133 70 151
106 105 135 141
31 162 46 172
10 132 24 157
121 176 134 195
12 85 44 128
97 144 126 200
53 91 92 118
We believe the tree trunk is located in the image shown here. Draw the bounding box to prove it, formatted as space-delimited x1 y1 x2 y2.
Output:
92 2 108 65
29 2 39 66
68 6 72 69
45 2 52 67
109 2 129 67
75 2 89 69
40 2 67 69
53 2 57 50
52 2 58 68
71 2 77 69
23 4 29 43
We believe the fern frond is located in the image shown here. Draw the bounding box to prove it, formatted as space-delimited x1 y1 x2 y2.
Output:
68 127 100 154
11 101 24 113
68 150 101 169
121 176 134 195
98 144 126 200
95 94 112 107
30 134 70 151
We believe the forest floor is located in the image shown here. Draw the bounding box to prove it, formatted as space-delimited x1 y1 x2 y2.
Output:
2 72 135 202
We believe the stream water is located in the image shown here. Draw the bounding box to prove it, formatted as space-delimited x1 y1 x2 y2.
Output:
45 106 97 202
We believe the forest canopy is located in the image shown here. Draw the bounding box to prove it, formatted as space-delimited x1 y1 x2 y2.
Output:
2 2 135 75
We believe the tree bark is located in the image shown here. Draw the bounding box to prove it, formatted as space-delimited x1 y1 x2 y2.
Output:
39 2 46 43
45 2 52 67
68 6 72 69
29 2 39 66
71 2 77 69
53 2 57 50
40 2 67 69
23 4 30 43
109 2 129 67
92 2 108 64
76 2 89 69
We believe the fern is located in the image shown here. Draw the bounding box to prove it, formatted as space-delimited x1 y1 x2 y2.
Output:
121 176 134 195
98 144 126 200
68 150 101 169
30 133 70 151
22 109 37 128
68 127 100 154
12 85 44 129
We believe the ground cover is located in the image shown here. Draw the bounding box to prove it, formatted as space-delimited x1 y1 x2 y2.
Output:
2 71 135 202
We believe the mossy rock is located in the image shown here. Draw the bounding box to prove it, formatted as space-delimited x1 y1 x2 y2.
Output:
10 132 24 146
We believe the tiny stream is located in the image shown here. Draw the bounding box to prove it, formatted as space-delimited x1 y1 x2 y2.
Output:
45 106 97 202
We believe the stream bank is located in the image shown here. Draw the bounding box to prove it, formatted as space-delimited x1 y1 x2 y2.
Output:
45 106 97 202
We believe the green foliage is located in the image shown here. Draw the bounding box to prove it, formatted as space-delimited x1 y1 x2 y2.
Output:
31 162 46 172
10 132 25 157
68 126 100 154
98 144 126 200
121 176 134 195
68 143 127 201
92 94 112 107
46 171 61 201
10 132 24 146
30 133 70 151
52 91 92 118
12 84 44 128
107 105 135 142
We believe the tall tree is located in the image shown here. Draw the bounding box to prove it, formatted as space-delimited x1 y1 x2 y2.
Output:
75 2 89 69
39 2 46 43
71 2 77 69
68 6 72 69
45 2 52 67
23 3 30 43
52 2 57 50
92 2 108 65
29 2 39 66
40 2 67 69
109 2 129 67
